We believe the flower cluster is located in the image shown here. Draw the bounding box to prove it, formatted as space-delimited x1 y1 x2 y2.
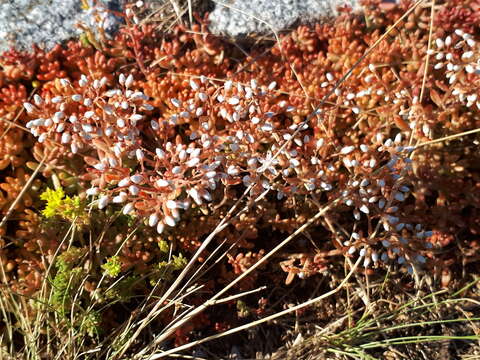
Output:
431 29 480 108
23 67 440 278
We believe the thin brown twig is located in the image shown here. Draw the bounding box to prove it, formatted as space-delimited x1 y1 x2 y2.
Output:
419 0 436 104
0 151 48 230
139 200 338 356
148 256 363 359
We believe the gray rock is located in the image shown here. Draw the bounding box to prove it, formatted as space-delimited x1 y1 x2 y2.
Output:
208 0 360 37
0 0 124 53
0 0 362 54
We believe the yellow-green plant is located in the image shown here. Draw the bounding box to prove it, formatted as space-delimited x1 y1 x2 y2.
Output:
79 311 102 338
40 187 85 221
102 255 122 278
50 247 86 316
150 253 188 285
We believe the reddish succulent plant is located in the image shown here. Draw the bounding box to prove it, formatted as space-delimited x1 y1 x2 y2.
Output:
1 0 480 345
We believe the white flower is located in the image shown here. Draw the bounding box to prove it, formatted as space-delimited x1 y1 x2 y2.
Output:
61 132 71 144
261 123 273 132
257 152 279 174
340 146 355 154
149 213 159 227
198 92 208 102
186 158 199 167
228 97 240 105
359 205 369 214
155 179 170 188
136 149 144 161
113 192 128 203
227 165 239 176
189 79 199 90
129 185 139 196
129 174 143 184
155 148 166 159
94 163 106 171
86 187 99 196
171 98 181 108
130 114 143 122
123 202 134 214
23 102 35 113
165 216 176 227
33 94 43 105
98 195 109 209
125 74 134 88
166 200 177 209
394 192 405 202
157 222 165 234
188 188 202 205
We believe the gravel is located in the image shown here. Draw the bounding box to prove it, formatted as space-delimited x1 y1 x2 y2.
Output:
0 0 361 54
0 0 124 53
208 0 361 37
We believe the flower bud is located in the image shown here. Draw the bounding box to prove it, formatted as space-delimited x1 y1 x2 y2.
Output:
98 195 109 209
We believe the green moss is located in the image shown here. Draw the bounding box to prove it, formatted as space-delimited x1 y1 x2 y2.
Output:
79 311 102 338
236 300 250 318
51 267 82 316
101 256 122 278
157 239 170 254
171 253 187 270
150 253 188 285
50 247 86 316
105 275 139 302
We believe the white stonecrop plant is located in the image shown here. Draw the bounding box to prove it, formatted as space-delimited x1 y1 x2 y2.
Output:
25 71 434 275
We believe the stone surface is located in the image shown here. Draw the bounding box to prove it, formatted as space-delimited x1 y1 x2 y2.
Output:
208 0 360 37
0 0 124 53
0 0 361 54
